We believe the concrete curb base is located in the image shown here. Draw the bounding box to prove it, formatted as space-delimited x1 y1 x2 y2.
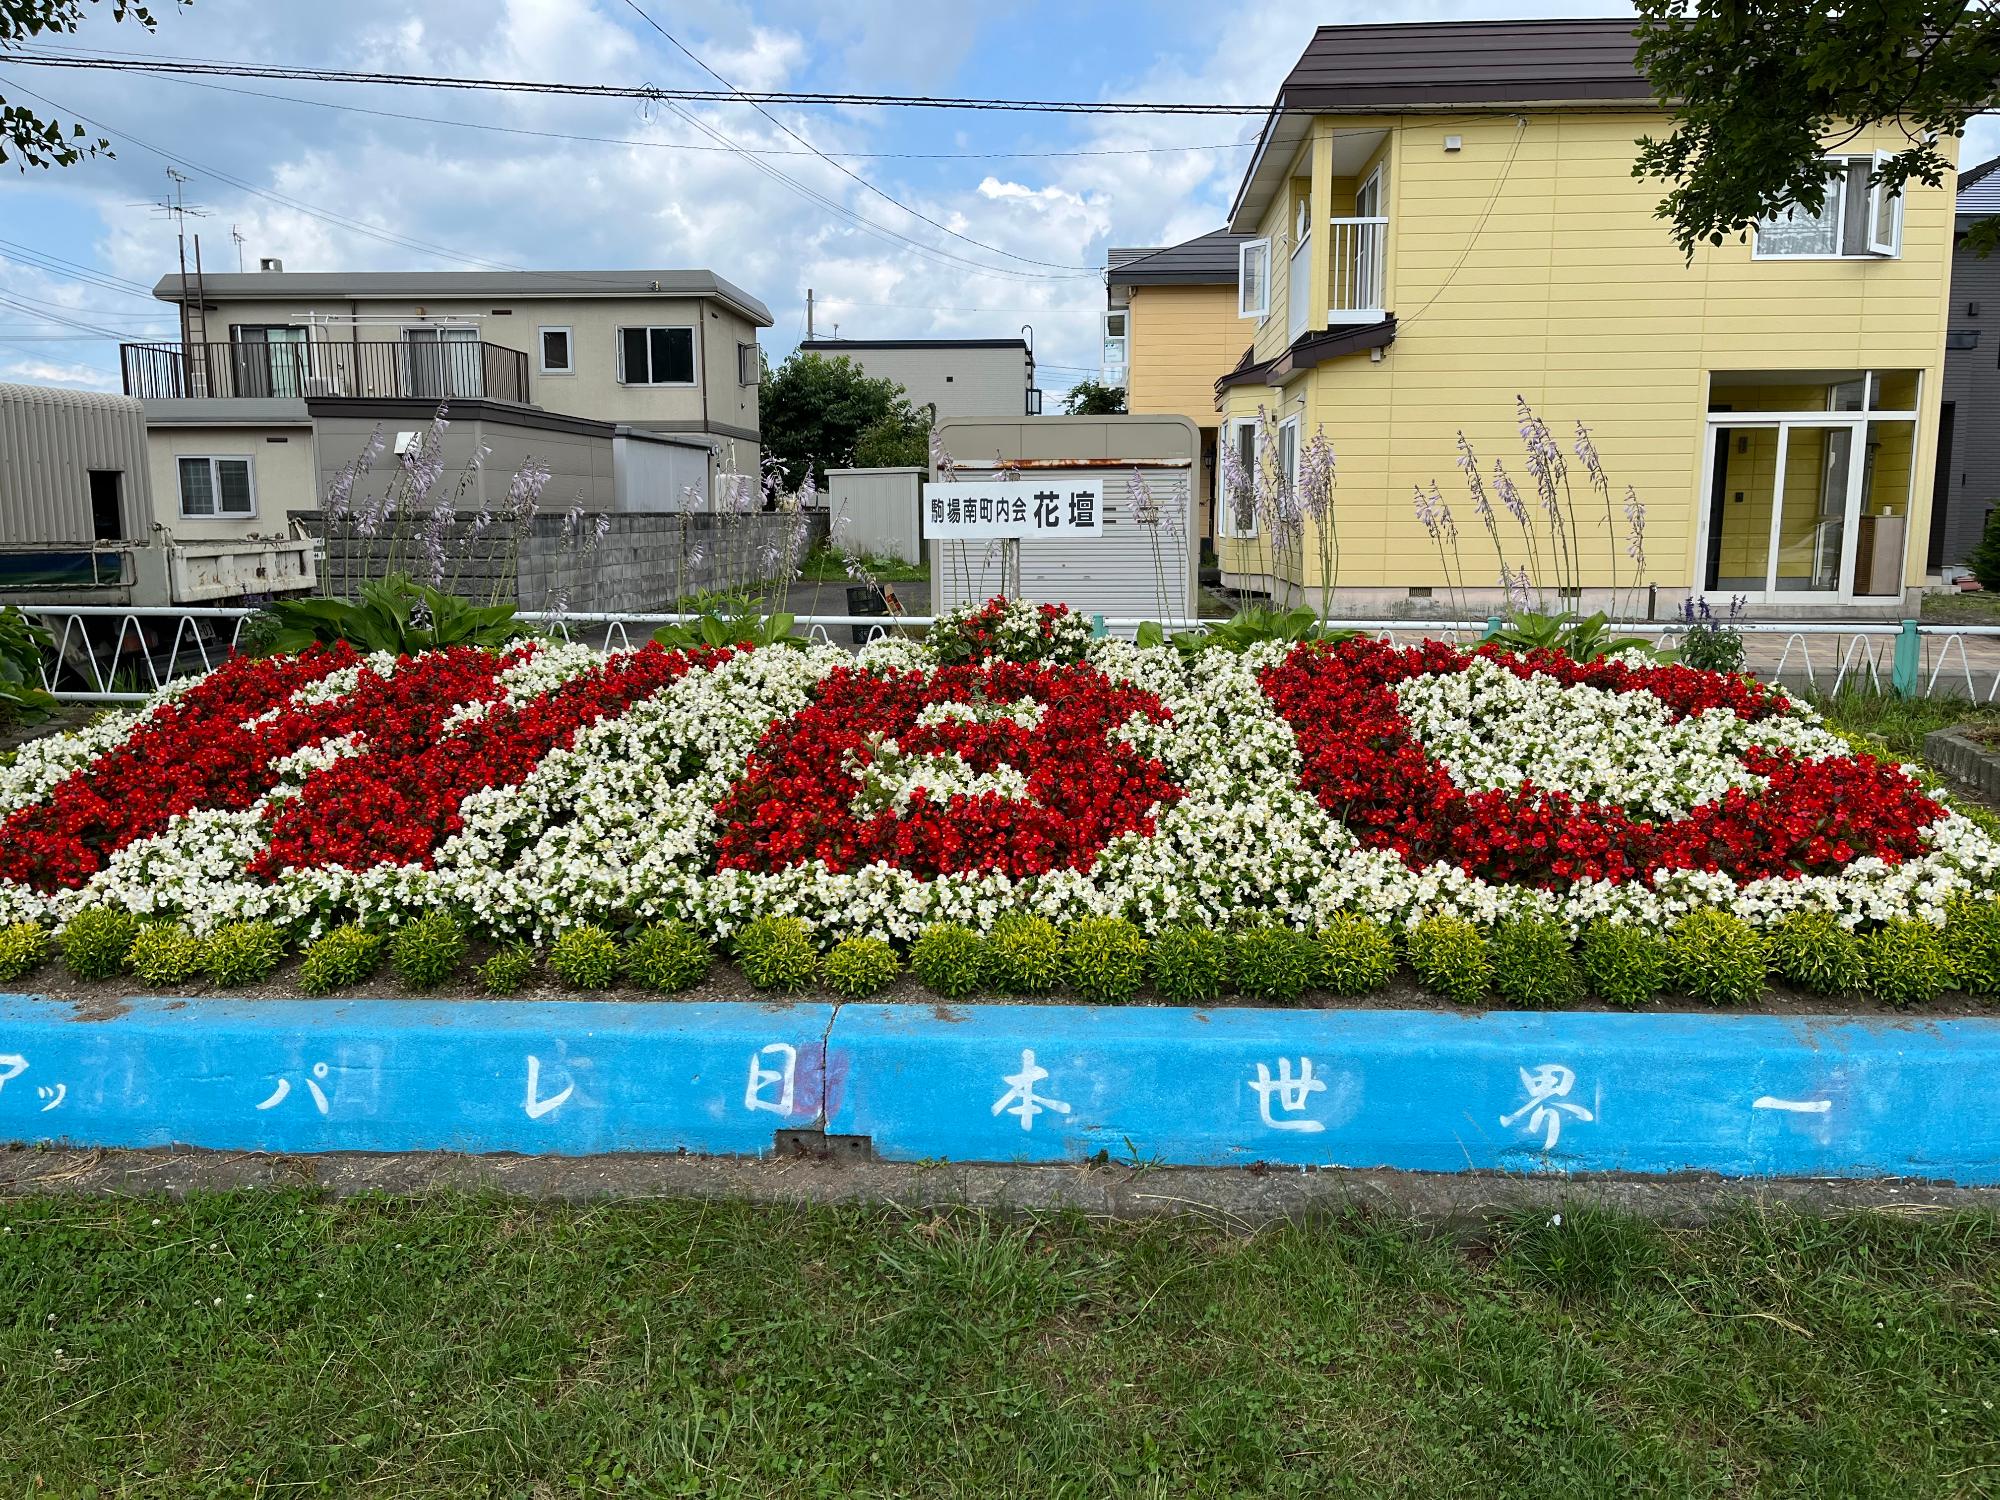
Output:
2 995 1998 1184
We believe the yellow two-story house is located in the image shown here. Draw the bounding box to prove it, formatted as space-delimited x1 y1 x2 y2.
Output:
1214 17 1955 617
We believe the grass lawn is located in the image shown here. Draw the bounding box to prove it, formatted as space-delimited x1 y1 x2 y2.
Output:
1810 686 2000 760
1 1195 1996 1495
799 543 929 583
1920 592 2000 626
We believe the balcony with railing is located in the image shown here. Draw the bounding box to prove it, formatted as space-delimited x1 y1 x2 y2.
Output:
1288 217 1389 341
120 338 532 404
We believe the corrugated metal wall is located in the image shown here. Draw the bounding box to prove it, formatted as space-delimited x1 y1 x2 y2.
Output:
827 466 923 562
930 416 1199 626
0 383 152 544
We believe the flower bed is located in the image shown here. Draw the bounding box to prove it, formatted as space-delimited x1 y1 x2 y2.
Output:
1 598 1997 1006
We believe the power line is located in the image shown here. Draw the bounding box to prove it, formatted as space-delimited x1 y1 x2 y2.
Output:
8 48 1270 115
617 0 1098 274
0 239 162 301
115 66 1254 162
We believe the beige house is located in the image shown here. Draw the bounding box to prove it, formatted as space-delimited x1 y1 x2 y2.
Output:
795 338 1041 421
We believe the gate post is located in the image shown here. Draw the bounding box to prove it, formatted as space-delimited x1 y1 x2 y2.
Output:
1892 619 1921 700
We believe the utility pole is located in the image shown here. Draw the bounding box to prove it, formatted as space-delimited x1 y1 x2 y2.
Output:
805 287 813 340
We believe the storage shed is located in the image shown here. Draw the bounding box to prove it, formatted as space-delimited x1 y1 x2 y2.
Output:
929 415 1199 626
0 382 150 549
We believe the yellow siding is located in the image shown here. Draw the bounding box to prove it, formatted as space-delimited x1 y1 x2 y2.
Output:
1125 284 1244 420
1220 110 1954 605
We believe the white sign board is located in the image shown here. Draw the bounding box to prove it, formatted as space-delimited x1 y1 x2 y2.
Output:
923 479 1104 540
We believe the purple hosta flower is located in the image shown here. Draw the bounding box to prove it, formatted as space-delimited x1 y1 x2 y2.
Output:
1455 432 1492 524
1296 427 1337 527
1131 469 1160 526
353 491 384 539
1623 485 1646 569
1515 396 1566 521
1502 566 1531 612
1491 459 1528 525
929 430 959 482
561 504 586 547
687 544 709 569
505 458 551 527
1573 420 1609 497
466 510 494 547
545 585 572 625
594 514 611 543
1413 482 1443 540
468 441 490 474
798 465 819 512
419 510 450 588
760 452 787 510
1219 429 1254 532
410 596 434 632
759 542 782 572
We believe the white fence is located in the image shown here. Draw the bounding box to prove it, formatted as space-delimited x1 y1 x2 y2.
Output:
15 604 2000 706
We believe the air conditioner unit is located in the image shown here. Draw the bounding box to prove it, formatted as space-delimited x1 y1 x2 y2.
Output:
302 374 343 397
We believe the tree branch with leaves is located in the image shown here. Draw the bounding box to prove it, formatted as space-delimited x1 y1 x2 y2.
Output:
3 0 183 170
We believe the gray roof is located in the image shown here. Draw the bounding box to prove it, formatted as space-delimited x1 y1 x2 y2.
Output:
1106 229 1248 287
1961 155 2000 225
150 268 773 326
1275 18 1648 113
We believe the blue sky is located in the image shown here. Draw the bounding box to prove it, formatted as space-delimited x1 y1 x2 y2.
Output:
2 0 1996 398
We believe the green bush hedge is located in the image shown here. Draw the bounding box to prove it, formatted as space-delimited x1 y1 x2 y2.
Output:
127 922 206 987
391 912 466 991
1232 925 1316 1003
823 936 901 998
1060 918 1148 1003
1491 916 1583 1010
1664 911 1766 1006
1765 911 1864 996
1577 921 1663 1009
548 925 621 991
479 944 538 996
1861 919 1950 1008
1314 914 1398 996
986 914 1062 994
734 917 819 994
1407 917 1491 1006
60 909 140 982
1944 895 2000 997
1150 925 1230 1003
201 922 286 987
298 925 387 995
909 923 988 1000
0 922 47 984
623 922 713 993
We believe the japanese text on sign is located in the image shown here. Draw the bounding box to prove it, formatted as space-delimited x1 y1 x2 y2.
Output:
923 480 1104 540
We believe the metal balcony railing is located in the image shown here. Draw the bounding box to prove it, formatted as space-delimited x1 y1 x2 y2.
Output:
1326 216 1388 324
120 338 531 404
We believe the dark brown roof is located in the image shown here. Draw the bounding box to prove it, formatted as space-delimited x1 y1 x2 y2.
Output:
1215 318 1397 400
1106 229 1248 287
1276 18 1649 112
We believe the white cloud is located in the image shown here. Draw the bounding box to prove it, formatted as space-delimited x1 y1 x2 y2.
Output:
0 358 120 390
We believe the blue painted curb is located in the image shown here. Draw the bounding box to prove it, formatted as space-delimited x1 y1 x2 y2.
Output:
0 996 831 1157
825 1004 2000 1180
2 995 1997 1183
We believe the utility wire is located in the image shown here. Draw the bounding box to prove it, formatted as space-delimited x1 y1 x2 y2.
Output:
617 0 1098 273
7 48 1270 115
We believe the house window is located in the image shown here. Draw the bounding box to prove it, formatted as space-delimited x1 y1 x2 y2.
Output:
1238 238 1271 318
618 325 698 386
738 341 759 385
539 326 574 374
1101 309 1129 379
1753 153 1903 259
1945 329 1980 351
177 456 254 519
1220 418 1260 537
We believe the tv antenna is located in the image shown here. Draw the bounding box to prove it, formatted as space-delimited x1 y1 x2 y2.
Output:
148 169 214 384
230 223 245 273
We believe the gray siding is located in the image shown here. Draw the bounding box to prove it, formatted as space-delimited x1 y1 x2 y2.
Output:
1938 240 2000 565
801 344 1032 421
0 383 151 544
826 467 923 562
308 409 617 520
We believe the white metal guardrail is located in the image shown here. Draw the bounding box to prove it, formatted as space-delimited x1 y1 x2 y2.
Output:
15 603 2000 705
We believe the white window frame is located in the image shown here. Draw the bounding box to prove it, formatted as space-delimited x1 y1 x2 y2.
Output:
1752 154 1903 260
616 324 700 387
1100 308 1129 380
1219 417 1261 538
537 325 574 376
1278 414 1300 509
737 340 760 386
1237 237 1271 320
176 454 256 520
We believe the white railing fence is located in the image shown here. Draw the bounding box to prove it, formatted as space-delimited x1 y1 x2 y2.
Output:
1328 216 1388 322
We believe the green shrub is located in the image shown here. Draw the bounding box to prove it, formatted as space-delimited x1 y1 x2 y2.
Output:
1232 925 1316 1003
479 944 538 996
1314 914 1398 996
1578 921 1664 1009
1150 925 1230 1003
60 909 140 982
734 916 819 994
986 914 1062 994
823 936 901 998
1664 910 1766 1006
909 923 989 1000
390 912 466 991
623 922 713 992
297 925 386 995
201 922 286 987
1060 917 1148 1003
1490 916 1583 1010
1861 918 1951 1008
547 925 622 991
1943 894 2000 996
127 922 207 988
1407 917 1492 1006
1765 911 1865 996
0 923 48 984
